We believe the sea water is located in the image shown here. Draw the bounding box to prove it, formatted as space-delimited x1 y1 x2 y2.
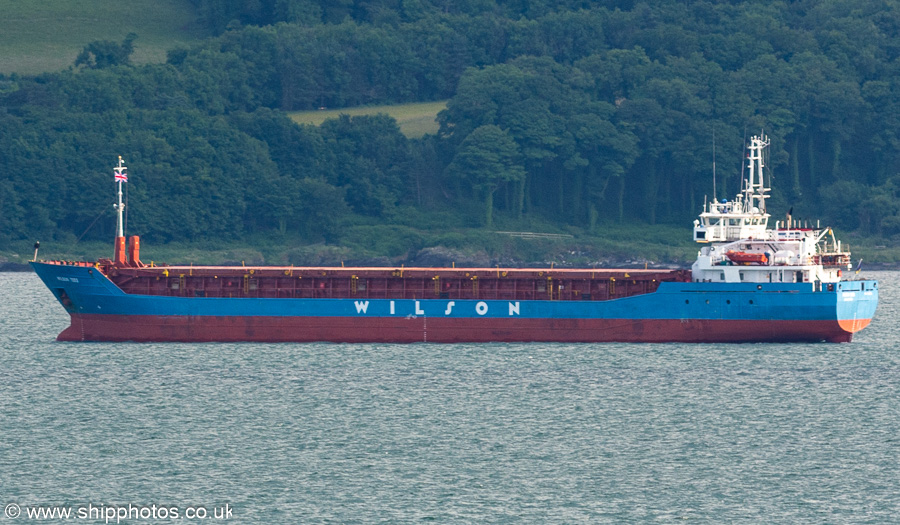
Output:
1 271 897 523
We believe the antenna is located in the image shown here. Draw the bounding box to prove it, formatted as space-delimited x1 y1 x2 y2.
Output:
740 127 747 199
712 128 717 201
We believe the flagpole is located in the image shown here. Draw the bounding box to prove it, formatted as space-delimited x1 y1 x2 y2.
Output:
114 156 126 238
113 156 128 265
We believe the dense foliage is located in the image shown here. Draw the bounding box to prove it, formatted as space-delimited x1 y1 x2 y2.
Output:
4 0 900 249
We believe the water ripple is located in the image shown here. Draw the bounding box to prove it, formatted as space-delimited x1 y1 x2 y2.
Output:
1 271 898 522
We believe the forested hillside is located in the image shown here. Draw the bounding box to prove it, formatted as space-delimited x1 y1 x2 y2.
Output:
2 0 900 260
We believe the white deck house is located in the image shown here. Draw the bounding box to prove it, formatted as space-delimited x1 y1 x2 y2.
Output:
691 135 850 285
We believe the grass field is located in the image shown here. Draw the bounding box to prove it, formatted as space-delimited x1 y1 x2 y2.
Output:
0 0 205 74
288 101 448 138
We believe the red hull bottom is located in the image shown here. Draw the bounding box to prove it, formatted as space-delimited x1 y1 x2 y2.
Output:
58 314 870 343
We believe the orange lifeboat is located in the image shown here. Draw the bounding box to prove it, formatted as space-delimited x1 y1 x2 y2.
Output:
725 250 768 265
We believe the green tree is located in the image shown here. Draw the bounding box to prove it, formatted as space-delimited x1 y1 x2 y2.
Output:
445 125 525 227
74 33 138 69
319 114 409 217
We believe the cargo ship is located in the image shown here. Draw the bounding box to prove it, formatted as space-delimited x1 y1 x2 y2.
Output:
32 137 877 343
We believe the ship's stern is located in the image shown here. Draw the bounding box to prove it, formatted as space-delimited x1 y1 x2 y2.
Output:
830 279 878 342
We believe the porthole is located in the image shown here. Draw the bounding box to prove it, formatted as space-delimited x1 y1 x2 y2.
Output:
749 300 754 304
705 299 710 304
685 300 690 304
726 300 731 305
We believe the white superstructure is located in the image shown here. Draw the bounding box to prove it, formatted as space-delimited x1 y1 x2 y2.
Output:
691 134 850 285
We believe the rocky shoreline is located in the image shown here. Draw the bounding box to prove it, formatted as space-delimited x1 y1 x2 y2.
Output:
0 262 32 272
